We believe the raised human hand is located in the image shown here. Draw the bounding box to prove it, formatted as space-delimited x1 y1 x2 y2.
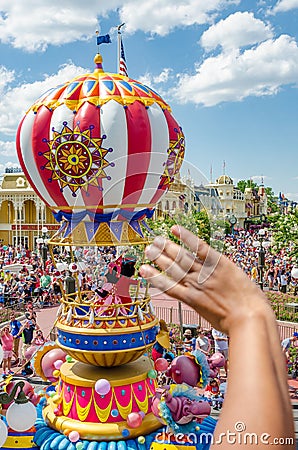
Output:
139 225 269 334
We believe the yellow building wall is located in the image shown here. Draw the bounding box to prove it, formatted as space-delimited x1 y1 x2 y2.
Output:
46 208 57 224
24 200 35 223
0 201 13 223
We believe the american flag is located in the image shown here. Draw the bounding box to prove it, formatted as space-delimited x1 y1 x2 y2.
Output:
119 36 128 77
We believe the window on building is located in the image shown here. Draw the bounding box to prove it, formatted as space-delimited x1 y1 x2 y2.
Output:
16 207 25 222
13 236 28 248
38 208 46 223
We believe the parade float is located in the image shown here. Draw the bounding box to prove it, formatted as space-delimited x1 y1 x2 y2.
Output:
0 41 217 450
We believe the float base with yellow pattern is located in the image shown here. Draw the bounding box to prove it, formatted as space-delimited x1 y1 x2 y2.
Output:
43 357 161 441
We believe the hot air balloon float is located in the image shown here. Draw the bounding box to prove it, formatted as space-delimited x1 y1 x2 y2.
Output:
11 36 217 450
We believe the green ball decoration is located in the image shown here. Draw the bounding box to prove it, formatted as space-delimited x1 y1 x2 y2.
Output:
138 436 145 444
66 355 73 363
147 369 157 379
76 443 83 450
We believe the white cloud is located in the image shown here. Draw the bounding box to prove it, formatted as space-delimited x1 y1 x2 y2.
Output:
0 66 15 95
272 0 298 13
153 68 173 83
0 161 20 174
0 62 88 135
172 34 298 106
0 0 240 51
200 12 273 51
0 141 16 157
139 68 173 87
120 0 240 36
0 1 120 52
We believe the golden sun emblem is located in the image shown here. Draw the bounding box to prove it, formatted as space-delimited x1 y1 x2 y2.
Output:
42 123 113 196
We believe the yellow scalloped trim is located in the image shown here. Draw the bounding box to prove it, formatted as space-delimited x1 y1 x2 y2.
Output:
93 390 113 422
113 388 133 419
75 389 94 421
62 384 75 416
132 384 148 412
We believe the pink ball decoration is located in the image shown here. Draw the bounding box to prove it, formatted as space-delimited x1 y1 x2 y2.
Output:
95 379 111 396
127 412 143 428
54 407 62 416
41 348 67 382
54 359 64 370
154 358 169 372
25 345 37 360
69 430 80 443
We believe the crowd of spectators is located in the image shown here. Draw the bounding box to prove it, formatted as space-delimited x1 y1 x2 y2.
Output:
0 243 118 376
224 227 295 293
0 230 295 384
0 244 118 308
0 225 295 311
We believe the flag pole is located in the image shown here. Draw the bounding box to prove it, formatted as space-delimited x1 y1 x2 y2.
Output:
95 30 100 54
117 23 125 73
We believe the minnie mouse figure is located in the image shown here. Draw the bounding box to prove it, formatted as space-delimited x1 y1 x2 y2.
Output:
94 256 139 317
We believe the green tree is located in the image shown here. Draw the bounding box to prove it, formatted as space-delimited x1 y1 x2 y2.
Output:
147 209 212 244
271 212 298 260
265 187 279 213
237 179 258 193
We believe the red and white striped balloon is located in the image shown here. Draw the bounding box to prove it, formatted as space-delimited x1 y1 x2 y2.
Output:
16 55 185 223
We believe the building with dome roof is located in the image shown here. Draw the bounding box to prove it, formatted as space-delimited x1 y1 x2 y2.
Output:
208 173 246 227
216 174 234 185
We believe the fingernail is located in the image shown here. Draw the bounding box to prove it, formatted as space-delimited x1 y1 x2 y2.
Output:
145 244 163 260
139 265 149 277
145 244 152 256
153 236 166 248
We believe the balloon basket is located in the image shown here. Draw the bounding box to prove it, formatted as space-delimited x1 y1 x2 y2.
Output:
55 292 159 367
48 220 153 247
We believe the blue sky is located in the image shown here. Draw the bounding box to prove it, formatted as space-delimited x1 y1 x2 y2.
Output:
0 0 298 199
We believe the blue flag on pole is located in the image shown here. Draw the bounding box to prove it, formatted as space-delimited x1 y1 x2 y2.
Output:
96 34 111 45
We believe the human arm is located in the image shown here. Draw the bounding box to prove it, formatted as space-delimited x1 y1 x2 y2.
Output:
139 226 294 449
16 323 25 337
